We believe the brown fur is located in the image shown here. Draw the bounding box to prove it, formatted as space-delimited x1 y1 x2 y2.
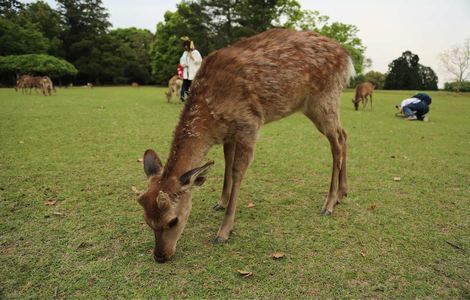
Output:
138 28 354 262
352 82 374 110
16 75 55 95
165 75 183 103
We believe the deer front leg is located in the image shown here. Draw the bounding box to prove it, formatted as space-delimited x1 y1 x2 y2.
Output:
336 128 348 204
213 139 255 243
213 142 235 211
321 128 344 216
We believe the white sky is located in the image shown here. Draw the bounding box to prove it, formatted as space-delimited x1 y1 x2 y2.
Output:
23 0 470 86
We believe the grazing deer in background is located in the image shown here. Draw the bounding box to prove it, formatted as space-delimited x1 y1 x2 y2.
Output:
16 75 51 95
165 75 183 103
40 76 55 96
137 28 354 263
352 82 375 110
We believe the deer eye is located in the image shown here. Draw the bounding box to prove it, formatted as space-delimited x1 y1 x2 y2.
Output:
168 217 178 228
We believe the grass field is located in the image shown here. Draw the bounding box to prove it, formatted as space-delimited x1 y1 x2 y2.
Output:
1 87 469 298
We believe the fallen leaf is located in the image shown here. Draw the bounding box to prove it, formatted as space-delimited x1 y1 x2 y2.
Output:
137 158 143 163
367 204 377 211
202 239 210 246
393 177 401 181
360 250 367 257
271 252 285 260
52 211 64 217
247 202 255 208
237 270 253 277
44 199 57 206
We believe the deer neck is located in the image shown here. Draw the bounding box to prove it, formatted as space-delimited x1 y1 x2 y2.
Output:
162 102 213 181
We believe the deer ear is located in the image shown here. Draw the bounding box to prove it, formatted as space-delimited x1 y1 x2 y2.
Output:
143 149 163 177
179 161 214 189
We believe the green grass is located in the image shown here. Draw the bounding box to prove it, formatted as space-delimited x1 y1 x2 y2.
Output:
1 87 469 298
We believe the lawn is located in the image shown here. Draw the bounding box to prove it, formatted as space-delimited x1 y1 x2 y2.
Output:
0 87 469 298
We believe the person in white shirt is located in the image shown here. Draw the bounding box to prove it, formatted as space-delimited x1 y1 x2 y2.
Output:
396 93 431 121
179 37 202 102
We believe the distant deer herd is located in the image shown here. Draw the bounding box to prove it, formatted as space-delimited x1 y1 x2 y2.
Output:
15 75 55 96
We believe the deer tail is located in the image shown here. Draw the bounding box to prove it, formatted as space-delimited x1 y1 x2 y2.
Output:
344 56 356 87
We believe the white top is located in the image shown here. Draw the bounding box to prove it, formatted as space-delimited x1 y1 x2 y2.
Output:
179 50 202 80
400 97 421 108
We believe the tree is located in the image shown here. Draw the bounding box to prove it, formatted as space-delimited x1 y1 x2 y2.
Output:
0 0 24 19
0 54 78 79
109 28 154 84
439 39 470 92
444 81 470 92
57 0 114 84
18 1 64 57
364 70 385 89
0 17 49 55
384 51 421 90
202 0 300 48
418 65 438 90
384 51 438 90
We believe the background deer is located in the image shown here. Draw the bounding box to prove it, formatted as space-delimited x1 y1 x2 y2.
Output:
16 75 55 95
137 28 354 263
165 75 183 103
352 82 375 110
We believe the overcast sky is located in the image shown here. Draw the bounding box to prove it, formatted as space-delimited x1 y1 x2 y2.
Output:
24 0 470 86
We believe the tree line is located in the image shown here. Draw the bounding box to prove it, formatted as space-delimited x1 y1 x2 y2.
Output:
0 0 445 90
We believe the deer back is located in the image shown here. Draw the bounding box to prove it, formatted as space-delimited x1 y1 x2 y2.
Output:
189 29 352 126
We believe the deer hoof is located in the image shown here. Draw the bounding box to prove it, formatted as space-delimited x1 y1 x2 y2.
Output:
212 236 227 244
320 208 332 216
212 204 226 211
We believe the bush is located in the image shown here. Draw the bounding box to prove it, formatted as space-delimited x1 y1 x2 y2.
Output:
0 54 78 77
444 81 470 92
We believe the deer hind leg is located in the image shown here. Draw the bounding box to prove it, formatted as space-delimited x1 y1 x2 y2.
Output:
304 95 347 216
213 141 235 211
370 94 373 110
214 134 256 243
362 96 367 110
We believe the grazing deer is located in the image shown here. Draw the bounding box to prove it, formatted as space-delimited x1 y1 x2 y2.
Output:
40 76 55 96
165 75 183 103
137 28 354 263
352 82 375 111
16 75 44 94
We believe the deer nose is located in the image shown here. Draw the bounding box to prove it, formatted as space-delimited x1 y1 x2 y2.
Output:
154 253 167 263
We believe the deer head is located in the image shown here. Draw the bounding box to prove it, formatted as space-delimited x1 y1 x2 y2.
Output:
137 149 213 263
352 98 359 111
